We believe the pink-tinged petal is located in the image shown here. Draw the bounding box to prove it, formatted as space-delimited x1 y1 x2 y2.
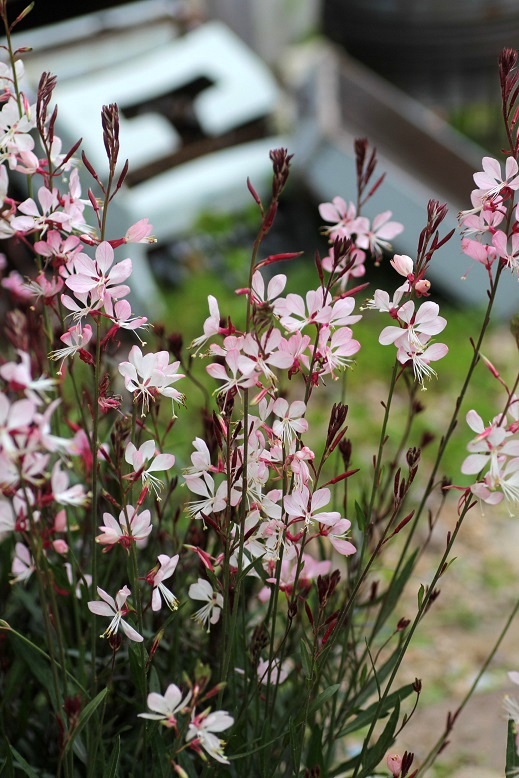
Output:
492 231 508 257
120 620 143 642
38 187 56 213
95 241 114 273
96 586 116 608
505 156 519 179
267 274 287 299
422 343 448 361
311 487 331 512
88 601 115 617
65 275 96 294
462 238 491 263
109 258 133 284
206 363 228 381
379 325 405 345
148 453 175 472
290 400 306 417
72 253 95 274
466 410 485 434
470 483 503 504
115 585 131 610
267 352 294 369
17 198 40 217
151 588 161 612
101 513 121 532
396 300 415 324
9 398 35 428
139 440 156 461
461 453 490 475
329 536 356 556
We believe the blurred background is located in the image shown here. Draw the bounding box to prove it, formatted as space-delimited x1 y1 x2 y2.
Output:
6 0 519 315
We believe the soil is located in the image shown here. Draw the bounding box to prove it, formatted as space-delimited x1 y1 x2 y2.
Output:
390 499 519 776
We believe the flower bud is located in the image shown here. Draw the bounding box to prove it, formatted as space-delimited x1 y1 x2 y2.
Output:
390 254 414 277
414 279 431 296
387 753 402 777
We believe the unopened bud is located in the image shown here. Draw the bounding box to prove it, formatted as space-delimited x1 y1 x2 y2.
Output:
390 254 414 277
414 279 431 296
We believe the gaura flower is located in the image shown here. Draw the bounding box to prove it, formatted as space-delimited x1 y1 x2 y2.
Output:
138 683 192 727
87 585 143 642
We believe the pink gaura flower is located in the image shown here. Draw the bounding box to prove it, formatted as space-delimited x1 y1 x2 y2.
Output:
65 241 132 305
272 398 308 446
355 210 403 256
473 155 519 198
396 338 449 387
49 324 93 374
284 485 341 527
320 518 356 556
51 462 90 507
492 230 519 273
379 300 446 348
96 506 152 550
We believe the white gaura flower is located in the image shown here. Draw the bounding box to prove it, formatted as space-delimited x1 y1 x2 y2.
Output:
186 708 234 764
87 585 143 642
124 439 175 496
138 683 192 727
150 554 179 612
11 542 34 584
188 578 223 632
272 397 308 447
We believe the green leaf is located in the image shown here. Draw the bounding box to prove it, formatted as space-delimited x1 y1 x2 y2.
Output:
63 688 108 757
0 738 14 778
106 736 120 778
300 639 313 680
150 727 171 778
8 747 39 778
355 501 367 532
336 683 415 738
308 684 340 717
9 633 59 712
358 701 400 777
350 648 399 709
128 642 148 700
331 701 401 777
288 716 299 773
372 550 418 638
305 725 324 774
506 718 519 772
417 583 425 610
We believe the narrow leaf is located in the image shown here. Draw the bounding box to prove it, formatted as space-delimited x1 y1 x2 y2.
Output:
506 718 519 772
106 736 120 778
8 747 39 778
308 683 340 717
63 688 108 756
300 639 313 680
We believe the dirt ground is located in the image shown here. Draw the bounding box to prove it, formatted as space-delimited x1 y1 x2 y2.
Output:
390 499 519 776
